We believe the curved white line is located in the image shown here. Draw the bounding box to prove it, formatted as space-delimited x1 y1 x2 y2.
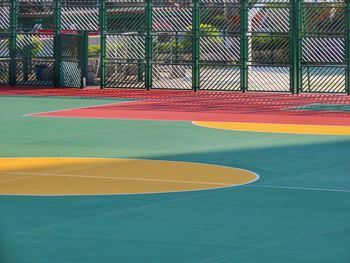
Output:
0 157 260 196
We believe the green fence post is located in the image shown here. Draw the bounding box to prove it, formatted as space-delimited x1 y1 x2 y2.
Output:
291 0 301 94
9 0 17 86
145 0 152 90
100 0 106 89
54 0 61 87
346 0 350 95
81 31 89 88
192 0 200 91
240 0 248 93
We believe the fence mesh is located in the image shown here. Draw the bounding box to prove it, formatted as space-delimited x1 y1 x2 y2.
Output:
199 0 241 91
105 0 146 88
301 0 346 93
15 33 54 86
2 0 349 94
247 0 291 92
152 0 193 90
59 33 82 87
0 1 10 32
0 1 10 85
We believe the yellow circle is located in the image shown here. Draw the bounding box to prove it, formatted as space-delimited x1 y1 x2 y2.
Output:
0 157 258 196
193 121 350 135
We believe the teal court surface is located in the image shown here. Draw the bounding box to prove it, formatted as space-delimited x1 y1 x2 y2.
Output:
0 88 350 263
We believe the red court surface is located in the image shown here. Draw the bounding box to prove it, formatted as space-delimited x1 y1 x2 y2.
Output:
1 87 350 262
3 87 349 126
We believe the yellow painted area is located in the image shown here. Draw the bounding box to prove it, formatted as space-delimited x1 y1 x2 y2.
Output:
193 121 350 135
0 157 258 195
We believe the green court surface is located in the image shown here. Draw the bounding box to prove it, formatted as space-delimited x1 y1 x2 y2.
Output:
1 96 350 263
286 104 350 112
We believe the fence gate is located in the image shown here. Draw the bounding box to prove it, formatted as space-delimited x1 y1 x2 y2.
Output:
59 33 83 88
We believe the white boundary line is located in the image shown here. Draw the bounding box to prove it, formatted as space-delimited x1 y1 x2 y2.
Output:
22 98 198 123
0 175 38 183
0 171 231 186
0 157 260 197
22 114 195 122
23 99 139 117
2 159 349 195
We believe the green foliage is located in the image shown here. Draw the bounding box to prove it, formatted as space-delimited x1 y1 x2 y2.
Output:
157 24 224 55
252 34 288 51
197 24 223 44
16 35 44 57
106 42 128 55
157 39 188 53
264 3 281 8
30 37 44 57
212 15 228 24
252 34 271 49
186 24 224 44
88 44 100 57
209 15 229 29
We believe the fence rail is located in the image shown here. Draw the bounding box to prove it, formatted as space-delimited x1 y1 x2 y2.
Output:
0 0 349 94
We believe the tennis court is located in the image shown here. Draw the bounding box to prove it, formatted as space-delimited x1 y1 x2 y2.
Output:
1 88 350 263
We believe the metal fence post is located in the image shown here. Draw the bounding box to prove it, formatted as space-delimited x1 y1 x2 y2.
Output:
346 0 350 95
100 0 106 89
291 0 301 94
145 0 153 90
81 31 89 88
240 0 248 93
192 0 200 91
54 0 61 87
9 0 17 86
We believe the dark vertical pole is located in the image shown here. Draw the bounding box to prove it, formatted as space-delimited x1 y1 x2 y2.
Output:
346 0 350 95
192 0 200 91
100 0 106 89
145 0 152 90
81 31 89 88
291 0 301 94
54 0 61 87
9 0 17 86
240 0 248 93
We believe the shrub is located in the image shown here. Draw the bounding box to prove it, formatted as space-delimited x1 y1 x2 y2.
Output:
88 44 100 57
16 35 44 57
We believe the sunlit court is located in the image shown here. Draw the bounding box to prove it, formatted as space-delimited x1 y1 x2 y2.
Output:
1 0 350 262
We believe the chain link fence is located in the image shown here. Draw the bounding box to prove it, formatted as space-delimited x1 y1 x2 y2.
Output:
1 0 349 94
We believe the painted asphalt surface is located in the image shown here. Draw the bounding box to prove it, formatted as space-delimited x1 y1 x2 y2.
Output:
0 157 258 195
0 92 350 263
